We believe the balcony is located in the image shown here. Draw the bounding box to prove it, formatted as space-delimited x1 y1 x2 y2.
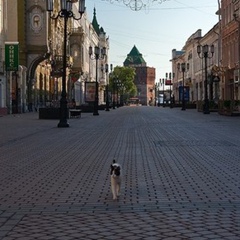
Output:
69 27 84 73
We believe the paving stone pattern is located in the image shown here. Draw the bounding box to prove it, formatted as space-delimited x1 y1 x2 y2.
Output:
0 107 239 239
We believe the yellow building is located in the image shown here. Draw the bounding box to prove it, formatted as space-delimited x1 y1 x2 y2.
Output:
1 1 108 115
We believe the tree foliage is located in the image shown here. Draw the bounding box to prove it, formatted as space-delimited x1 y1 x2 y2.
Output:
109 66 137 100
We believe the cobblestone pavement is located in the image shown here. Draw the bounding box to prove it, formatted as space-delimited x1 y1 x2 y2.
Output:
0 107 239 240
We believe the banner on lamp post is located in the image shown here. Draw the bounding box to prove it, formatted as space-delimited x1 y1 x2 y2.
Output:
5 42 19 71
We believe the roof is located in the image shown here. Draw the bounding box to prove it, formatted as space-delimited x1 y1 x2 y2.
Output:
124 45 146 66
92 8 105 35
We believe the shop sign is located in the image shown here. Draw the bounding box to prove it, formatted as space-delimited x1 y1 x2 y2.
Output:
165 80 172 85
5 42 19 71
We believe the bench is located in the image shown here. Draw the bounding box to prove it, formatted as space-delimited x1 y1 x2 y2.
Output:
69 109 82 118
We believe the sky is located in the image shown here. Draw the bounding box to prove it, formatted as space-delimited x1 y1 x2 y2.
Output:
85 0 219 81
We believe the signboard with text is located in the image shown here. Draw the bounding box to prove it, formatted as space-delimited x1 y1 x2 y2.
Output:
179 86 190 102
85 82 96 102
165 79 172 85
5 42 19 71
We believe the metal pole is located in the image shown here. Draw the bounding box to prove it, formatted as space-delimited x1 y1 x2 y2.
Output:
169 73 173 108
204 56 210 114
58 12 69 127
15 71 18 113
93 57 99 115
154 83 157 106
182 70 186 111
105 68 110 111
106 83 109 111
117 82 119 107
112 78 116 109
163 79 165 107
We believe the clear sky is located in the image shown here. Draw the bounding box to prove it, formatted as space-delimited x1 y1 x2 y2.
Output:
85 0 219 81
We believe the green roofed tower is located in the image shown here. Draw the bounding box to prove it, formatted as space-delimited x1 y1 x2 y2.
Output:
92 7 100 35
124 45 146 67
123 45 155 106
92 7 106 36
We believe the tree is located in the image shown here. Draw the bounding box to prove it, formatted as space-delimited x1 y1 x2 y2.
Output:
109 66 137 104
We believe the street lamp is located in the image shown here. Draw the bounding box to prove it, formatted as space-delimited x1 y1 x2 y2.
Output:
166 72 174 108
160 78 165 107
89 46 106 116
116 79 122 108
112 76 118 109
197 44 214 114
47 0 85 128
154 82 158 106
109 64 114 109
177 62 189 111
101 63 110 111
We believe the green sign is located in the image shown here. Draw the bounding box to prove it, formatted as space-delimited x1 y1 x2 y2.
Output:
5 42 19 71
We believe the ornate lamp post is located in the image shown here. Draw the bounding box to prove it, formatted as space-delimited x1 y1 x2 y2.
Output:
89 46 106 116
102 63 110 111
112 76 117 110
166 72 174 108
154 82 158 106
156 80 160 107
47 0 85 128
197 44 214 114
177 62 189 111
108 64 114 110
115 79 122 108
160 78 165 107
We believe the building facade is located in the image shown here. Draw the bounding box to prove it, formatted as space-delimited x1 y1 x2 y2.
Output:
0 1 108 115
171 0 240 108
171 25 220 105
0 0 27 115
222 0 240 101
0 0 5 115
2 1 239 114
